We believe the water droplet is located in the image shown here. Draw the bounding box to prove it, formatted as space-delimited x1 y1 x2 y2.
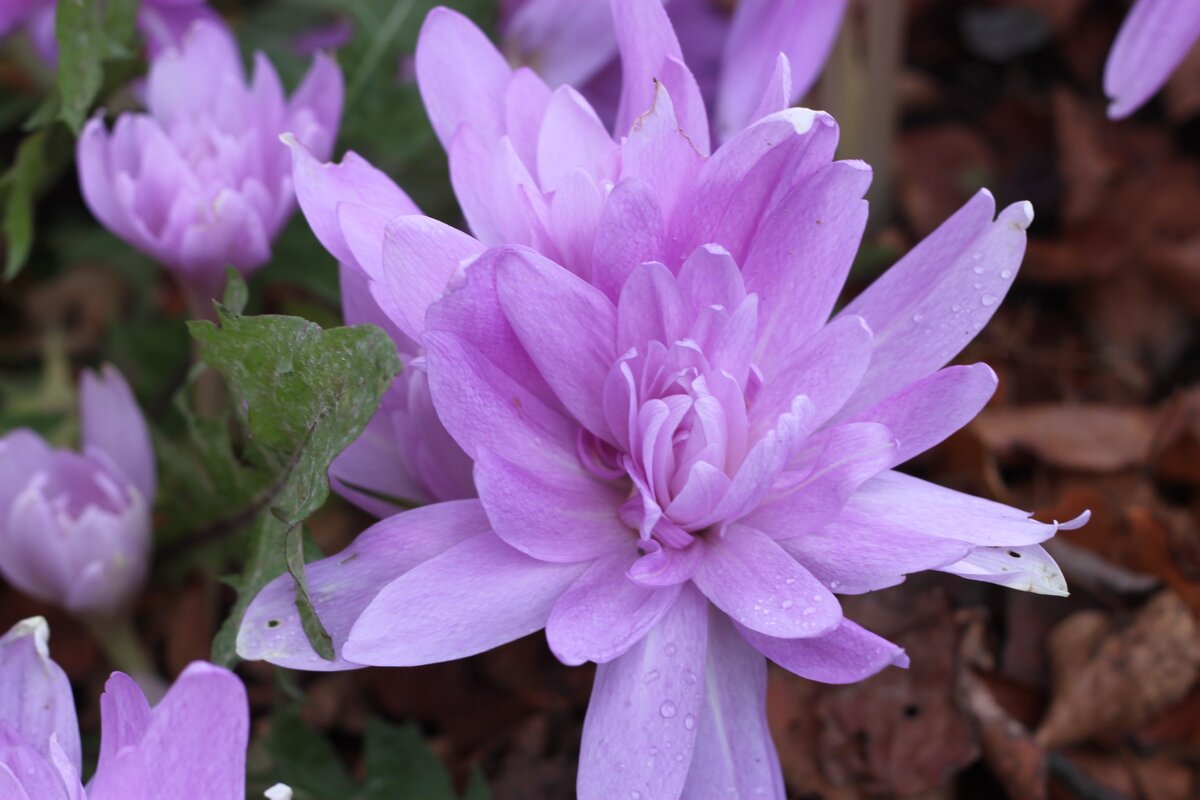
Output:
829 580 841 589
675 752 685 763
973 281 982 290
813 594 822 603
981 294 997 307
784 577 796 585
781 599 794 609
664 643 677 657
911 312 923 323
643 670 660 684
1000 269 1013 279
660 700 678 718
631 791 642 799
951 304 961 313
803 607 816 616
684 714 696 730
972 251 983 261
973 265 984 274
682 669 698 685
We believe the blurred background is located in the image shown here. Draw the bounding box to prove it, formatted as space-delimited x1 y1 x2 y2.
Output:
2 0 1199 798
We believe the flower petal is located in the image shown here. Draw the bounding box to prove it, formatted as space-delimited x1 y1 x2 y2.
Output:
547 548 682 665
693 524 840 638
740 619 908 684
475 447 630 563
848 471 1065 546
87 663 248 800
374 216 485 341
838 191 1031 415
344 532 586 666
779 507 971 594
79 365 155 503
1104 0 1200 119
415 7 511 146
940 544 1069 596
237 501 489 670
0 618 79 771
577 585 708 800
680 610 784 800
495 248 618 440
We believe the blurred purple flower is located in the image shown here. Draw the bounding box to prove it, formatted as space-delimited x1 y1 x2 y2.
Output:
0 365 154 619
238 4 1087 796
1104 0 1200 119
0 0 217 63
0 616 252 799
77 19 343 302
501 0 848 141
283 138 476 516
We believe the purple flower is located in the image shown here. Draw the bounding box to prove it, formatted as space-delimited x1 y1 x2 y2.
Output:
0 365 154 619
1104 0 1200 119
501 0 848 141
0 0 217 63
238 5 1087 796
0 616 252 799
77 19 343 302
283 138 475 516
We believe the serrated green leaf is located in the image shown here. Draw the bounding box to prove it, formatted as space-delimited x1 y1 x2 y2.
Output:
190 310 400 664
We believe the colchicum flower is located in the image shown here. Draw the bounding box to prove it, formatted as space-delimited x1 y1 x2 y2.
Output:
0 617 252 799
0 0 216 63
77 19 343 302
0 365 154 619
501 0 848 141
239 3 1088 797
1104 0 1200 119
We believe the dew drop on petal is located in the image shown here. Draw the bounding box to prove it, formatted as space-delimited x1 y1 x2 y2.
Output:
631 791 641 799
784 577 796 585
803 607 816 616
973 265 984 274
981 294 997 307
684 714 696 731
1001 269 1013 279
682 669 698 685
781 599 794 609
644 669 660 684
664 643 677 657
972 251 983 261
660 700 678 718
675 752 685 763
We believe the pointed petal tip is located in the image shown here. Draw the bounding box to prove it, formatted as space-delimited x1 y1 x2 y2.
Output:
5 616 50 655
1054 509 1091 531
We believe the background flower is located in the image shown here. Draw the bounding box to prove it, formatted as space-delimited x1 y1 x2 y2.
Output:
76 19 343 303
0 365 154 619
0 616 252 799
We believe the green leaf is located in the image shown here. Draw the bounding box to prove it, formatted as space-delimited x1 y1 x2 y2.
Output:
283 520 335 661
222 267 249 317
362 719 467 800
55 0 105 133
1 132 42 279
265 706 358 800
190 308 400 665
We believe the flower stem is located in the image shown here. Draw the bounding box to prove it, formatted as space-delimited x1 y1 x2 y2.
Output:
84 615 167 703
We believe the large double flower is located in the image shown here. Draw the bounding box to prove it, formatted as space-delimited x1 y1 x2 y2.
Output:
239 3 1085 798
